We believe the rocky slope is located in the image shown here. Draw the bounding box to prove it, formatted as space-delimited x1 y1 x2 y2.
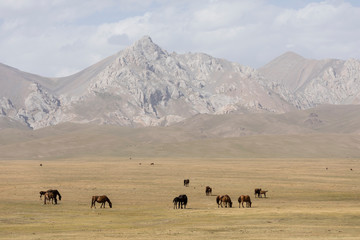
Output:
259 52 360 108
1 37 360 130
0 36 292 129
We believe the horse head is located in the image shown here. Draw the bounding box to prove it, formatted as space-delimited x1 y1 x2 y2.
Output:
39 191 46 199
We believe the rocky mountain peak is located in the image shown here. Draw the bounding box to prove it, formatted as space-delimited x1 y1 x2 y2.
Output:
124 35 167 62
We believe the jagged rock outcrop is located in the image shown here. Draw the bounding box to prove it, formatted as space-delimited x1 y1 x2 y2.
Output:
62 36 293 126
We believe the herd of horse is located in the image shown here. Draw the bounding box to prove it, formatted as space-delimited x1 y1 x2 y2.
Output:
215 194 252 208
39 181 267 209
173 181 268 209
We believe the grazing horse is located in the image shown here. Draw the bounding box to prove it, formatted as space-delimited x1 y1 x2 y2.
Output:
43 192 56 205
40 189 62 204
260 190 268 198
173 197 180 209
216 195 232 208
205 186 212 196
184 179 190 187
238 195 252 208
178 194 188 209
91 195 112 208
254 188 261 198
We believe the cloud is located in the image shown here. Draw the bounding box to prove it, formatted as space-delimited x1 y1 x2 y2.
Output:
0 0 359 77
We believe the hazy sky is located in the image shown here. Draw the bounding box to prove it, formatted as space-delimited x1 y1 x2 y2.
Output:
0 0 359 77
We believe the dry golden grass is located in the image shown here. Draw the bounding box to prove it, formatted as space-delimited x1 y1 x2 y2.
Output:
0 157 359 239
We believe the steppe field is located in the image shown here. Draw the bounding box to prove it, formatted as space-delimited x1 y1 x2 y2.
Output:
0 157 359 240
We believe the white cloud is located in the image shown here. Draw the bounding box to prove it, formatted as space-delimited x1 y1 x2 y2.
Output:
0 0 359 77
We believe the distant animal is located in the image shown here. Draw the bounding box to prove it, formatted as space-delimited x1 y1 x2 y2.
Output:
40 189 62 204
260 190 268 198
173 197 180 209
238 195 252 208
184 179 190 187
91 195 112 208
216 195 232 208
40 164 42 166
350 168 353 171
43 191 56 205
205 186 212 196
173 194 188 209
254 188 261 198
150 163 154 165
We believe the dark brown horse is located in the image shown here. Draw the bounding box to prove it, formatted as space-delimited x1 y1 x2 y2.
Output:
238 195 252 208
216 195 232 208
205 186 212 196
40 189 62 204
91 195 112 208
184 179 190 187
173 194 188 209
254 188 261 198
173 196 180 209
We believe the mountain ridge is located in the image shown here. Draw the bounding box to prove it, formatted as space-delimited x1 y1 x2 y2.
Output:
1 36 360 129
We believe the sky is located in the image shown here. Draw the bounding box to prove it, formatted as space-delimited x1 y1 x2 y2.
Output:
0 0 359 77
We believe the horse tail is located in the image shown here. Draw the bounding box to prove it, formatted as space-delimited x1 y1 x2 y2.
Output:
91 196 95 208
53 190 62 201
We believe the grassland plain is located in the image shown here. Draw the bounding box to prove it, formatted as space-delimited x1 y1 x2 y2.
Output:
0 157 359 239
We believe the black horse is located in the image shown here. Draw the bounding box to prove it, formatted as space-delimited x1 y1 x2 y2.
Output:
173 194 188 209
254 188 261 198
205 186 212 196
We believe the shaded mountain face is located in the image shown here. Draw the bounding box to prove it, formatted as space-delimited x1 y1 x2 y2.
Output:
1 37 360 130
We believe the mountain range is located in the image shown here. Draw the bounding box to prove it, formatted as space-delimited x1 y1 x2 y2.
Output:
1 36 360 130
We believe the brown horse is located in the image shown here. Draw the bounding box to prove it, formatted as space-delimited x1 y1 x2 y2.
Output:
91 195 112 208
238 195 252 208
43 192 55 205
216 195 232 208
254 188 261 198
205 186 212 196
40 189 62 204
260 190 268 198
